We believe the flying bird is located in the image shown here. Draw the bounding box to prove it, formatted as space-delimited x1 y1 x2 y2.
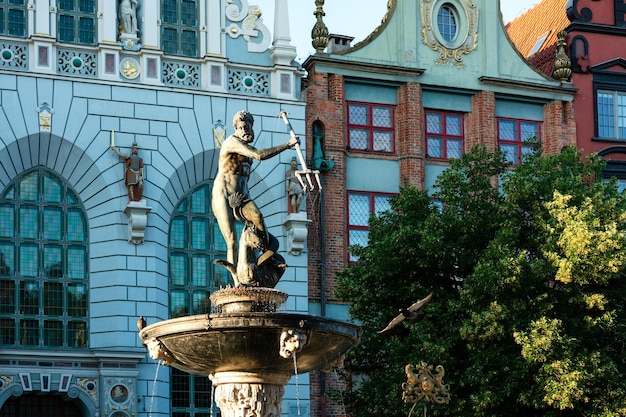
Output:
377 293 433 334
137 315 146 331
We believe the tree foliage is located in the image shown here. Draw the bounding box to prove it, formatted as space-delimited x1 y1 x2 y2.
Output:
335 146 626 417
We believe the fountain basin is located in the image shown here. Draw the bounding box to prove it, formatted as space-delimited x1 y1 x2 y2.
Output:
139 288 361 417
139 311 361 377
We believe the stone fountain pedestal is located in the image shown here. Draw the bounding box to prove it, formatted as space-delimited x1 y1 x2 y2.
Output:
140 287 360 417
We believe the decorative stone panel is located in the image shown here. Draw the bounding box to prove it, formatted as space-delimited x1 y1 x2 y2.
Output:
57 49 97 77
227 68 270 96
0 42 28 70
162 60 200 88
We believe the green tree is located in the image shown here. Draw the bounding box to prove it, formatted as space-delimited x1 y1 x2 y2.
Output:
335 146 626 417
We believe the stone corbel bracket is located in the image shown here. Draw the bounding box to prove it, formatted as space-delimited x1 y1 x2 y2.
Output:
123 200 151 245
282 213 311 256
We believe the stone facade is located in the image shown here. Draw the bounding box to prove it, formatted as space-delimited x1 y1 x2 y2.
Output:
0 1 307 417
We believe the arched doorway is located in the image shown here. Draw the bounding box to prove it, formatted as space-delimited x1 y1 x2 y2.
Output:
0 393 83 417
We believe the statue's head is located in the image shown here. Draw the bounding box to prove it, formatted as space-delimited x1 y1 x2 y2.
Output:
233 110 255 143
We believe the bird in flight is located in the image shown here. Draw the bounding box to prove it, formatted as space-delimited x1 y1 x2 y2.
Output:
377 293 433 334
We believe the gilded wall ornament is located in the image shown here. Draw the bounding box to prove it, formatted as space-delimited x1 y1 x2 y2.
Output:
36 102 54 132
213 120 226 148
120 57 140 80
225 0 271 53
421 0 479 67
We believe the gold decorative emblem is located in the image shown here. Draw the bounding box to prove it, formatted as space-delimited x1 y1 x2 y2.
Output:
421 0 479 67
36 102 54 132
213 120 226 148
402 362 451 406
120 58 140 80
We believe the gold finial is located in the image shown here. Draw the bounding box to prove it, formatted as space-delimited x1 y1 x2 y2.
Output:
553 30 572 82
311 0 329 52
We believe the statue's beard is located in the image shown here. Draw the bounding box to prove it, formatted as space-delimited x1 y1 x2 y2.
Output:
237 128 254 142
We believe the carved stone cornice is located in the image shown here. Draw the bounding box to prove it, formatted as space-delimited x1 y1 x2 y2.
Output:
302 55 425 79
479 76 577 96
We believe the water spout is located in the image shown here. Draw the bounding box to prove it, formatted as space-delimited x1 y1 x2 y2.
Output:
149 362 160 417
293 351 300 416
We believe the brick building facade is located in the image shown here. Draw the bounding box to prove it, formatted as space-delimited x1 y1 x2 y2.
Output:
302 1 576 415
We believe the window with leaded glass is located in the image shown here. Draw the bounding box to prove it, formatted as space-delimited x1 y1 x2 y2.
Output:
347 192 393 262
0 167 88 348
169 183 235 417
597 90 626 140
347 102 395 153
0 0 27 38
497 118 541 165
437 4 458 43
161 0 199 57
426 110 464 159
57 0 97 45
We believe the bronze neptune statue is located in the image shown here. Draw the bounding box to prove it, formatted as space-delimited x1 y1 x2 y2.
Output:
211 110 298 287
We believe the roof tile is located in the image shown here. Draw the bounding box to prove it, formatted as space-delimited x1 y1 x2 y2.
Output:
506 0 570 77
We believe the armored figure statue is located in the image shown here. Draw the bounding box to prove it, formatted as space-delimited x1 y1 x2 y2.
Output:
111 142 144 202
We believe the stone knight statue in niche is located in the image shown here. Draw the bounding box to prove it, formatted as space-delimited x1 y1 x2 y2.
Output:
212 110 299 287
119 0 139 37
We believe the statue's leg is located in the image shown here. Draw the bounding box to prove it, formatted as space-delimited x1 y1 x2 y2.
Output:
213 197 238 266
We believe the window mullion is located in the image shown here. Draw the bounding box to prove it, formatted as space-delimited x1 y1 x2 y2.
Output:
615 91 620 139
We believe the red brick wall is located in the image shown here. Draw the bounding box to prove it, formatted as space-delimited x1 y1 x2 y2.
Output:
396 82 425 188
542 100 577 154
466 91 497 151
304 68 353 417
305 69 348 305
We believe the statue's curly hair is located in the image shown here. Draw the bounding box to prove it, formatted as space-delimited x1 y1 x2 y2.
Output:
233 110 254 127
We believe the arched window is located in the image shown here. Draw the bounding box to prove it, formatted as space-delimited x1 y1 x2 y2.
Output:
161 0 199 57
168 182 236 416
0 0 28 38
57 0 97 45
0 168 88 348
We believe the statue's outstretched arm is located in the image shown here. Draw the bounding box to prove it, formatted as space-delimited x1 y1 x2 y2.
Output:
111 146 129 159
225 137 298 161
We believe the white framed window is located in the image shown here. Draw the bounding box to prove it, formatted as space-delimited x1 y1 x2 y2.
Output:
597 89 626 140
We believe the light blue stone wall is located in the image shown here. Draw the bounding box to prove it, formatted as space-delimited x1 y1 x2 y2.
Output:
0 72 306 417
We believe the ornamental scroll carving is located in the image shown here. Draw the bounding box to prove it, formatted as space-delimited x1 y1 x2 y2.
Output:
421 0 479 67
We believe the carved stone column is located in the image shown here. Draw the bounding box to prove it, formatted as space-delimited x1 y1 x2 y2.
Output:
210 372 289 417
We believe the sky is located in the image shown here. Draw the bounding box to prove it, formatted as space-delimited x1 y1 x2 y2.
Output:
254 0 541 62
